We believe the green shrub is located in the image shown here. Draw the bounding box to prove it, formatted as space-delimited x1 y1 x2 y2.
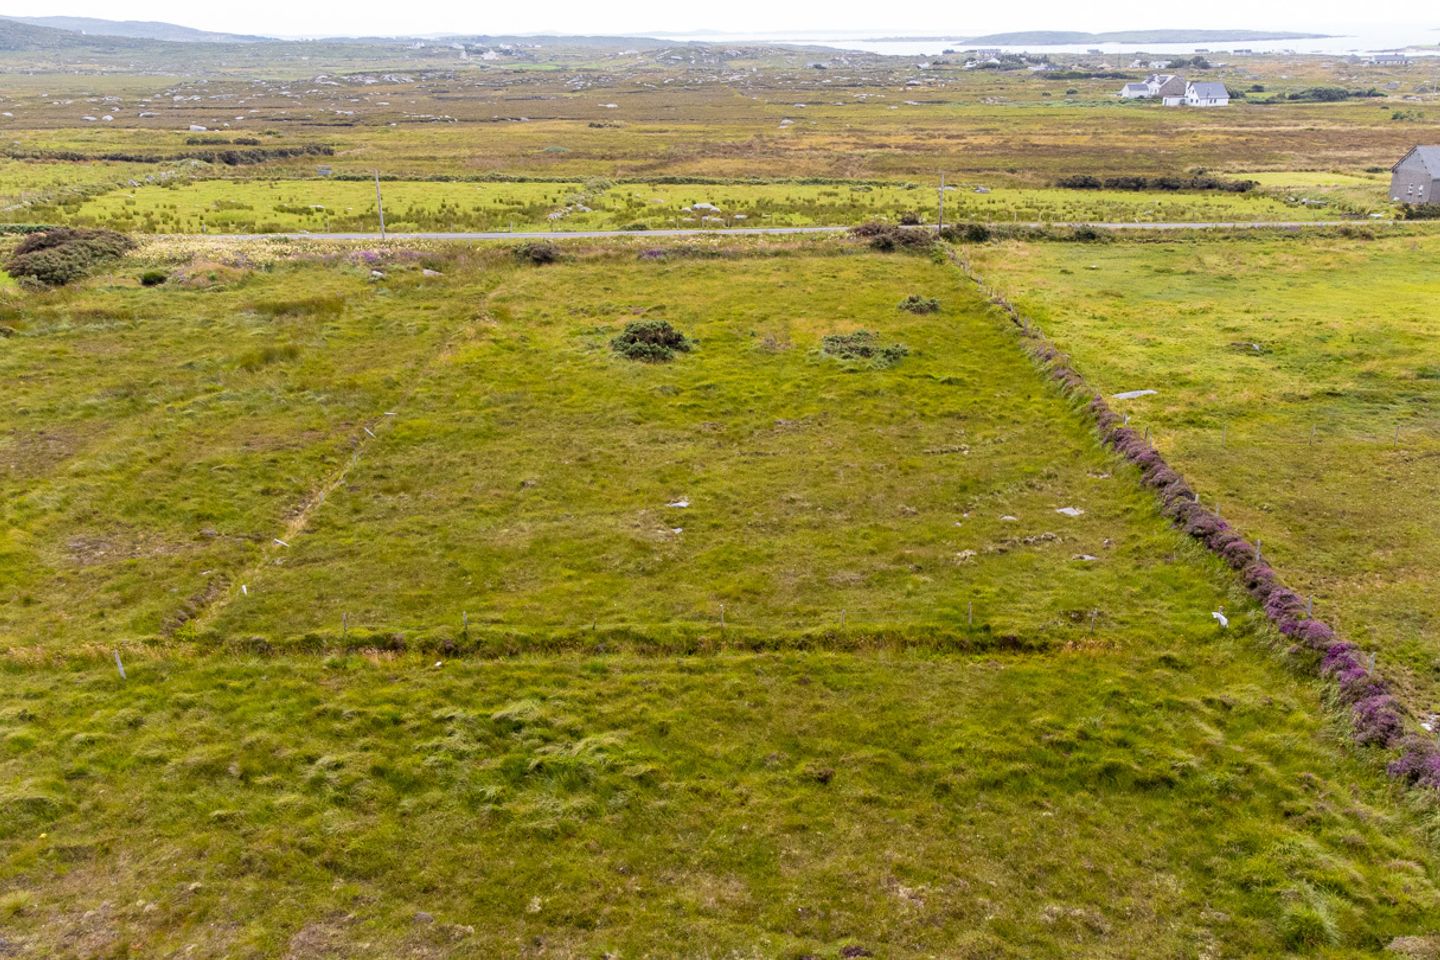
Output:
1400 204 1440 221
5 228 135 286
513 240 560 264
898 294 940 314
139 270 168 287
611 319 693 362
820 330 909 368
851 222 936 253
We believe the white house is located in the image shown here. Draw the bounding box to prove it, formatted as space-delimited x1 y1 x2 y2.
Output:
1184 81 1230 107
1119 74 1188 102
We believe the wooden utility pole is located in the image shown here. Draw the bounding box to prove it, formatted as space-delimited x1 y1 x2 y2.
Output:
374 170 387 239
937 173 945 234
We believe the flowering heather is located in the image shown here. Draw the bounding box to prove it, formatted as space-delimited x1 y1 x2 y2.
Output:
1264 589 1306 620
1320 643 1359 676
1337 667 1388 706
1184 512 1229 540
1279 618 1337 651
1353 695 1405 746
1219 538 1257 569
638 249 667 261
1389 739 1440 788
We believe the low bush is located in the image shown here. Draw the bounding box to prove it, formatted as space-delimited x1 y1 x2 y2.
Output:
513 240 560 264
1400 204 1440 221
611 319 692 362
942 222 993 243
5 228 135 286
898 294 940 314
820 330 909 367
851 222 936 253
139 270 168 287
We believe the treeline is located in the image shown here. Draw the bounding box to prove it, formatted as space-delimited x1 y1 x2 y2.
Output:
1 144 334 166
1056 175 1257 193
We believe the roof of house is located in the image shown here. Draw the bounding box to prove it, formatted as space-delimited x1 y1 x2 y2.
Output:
1122 83 1149 92
1188 82 1229 99
1396 146 1440 177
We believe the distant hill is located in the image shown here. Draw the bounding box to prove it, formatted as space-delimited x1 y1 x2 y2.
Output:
0 16 129 50
961 29 1329 45
1 14 268 42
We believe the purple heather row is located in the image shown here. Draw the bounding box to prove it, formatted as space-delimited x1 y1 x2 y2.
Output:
966 262 1440 790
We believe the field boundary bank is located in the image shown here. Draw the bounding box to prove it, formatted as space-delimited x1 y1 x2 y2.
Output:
2 628 1063 666
946 242 1440 792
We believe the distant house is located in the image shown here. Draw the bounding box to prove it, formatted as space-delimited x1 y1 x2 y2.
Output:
1184 81 1230 107
1391 146 1440 205
1150 74 1188 105
1120 74 1188 102
1370 54 1411 66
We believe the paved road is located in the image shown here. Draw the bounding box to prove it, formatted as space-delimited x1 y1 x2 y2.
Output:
179 221 1407 241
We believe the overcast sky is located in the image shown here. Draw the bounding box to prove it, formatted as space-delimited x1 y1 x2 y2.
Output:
2 0 1430 39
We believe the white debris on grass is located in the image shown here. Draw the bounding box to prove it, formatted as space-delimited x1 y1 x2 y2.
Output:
1212 610 1229 629
1055 507 1085 517
1000 515 1019 522
1112 389 1157 401
667 498 690 508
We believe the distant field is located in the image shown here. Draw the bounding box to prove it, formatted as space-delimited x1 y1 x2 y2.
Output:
973 235 1440 714
0 157 160 210
1240 170 1392 216
24 177 1341 233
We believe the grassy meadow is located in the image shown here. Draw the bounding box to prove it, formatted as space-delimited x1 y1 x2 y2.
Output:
3 240 1238 648
6 648 1440 958
6 173 1342 235
971 235 1440 717
4 236 1440 956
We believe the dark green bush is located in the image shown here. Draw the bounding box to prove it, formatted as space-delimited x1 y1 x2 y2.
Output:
1400 204 1440 221
820 330 909 367
942 222 993 243
139 270 168 287
5 228 136 286
898 294 940 314
851 222 936 253
611 319 693 362
513 240 560 264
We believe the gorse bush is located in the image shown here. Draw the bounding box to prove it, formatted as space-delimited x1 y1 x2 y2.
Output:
898 294 940 314
820 330 909 367
139 270 168 287
5 228 135 286
611 319 693 362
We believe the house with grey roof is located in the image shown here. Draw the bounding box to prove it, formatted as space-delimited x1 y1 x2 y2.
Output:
1184 81 1230 107
1120 82 1150 99
1391 146 1440 206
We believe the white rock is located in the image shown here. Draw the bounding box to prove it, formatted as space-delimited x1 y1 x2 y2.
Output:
1055 507 1084 517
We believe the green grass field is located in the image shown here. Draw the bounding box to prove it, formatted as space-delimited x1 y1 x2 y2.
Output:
972 234 1440 717
13 176 1341 234
6 648 1440 958
4 237 1440 957
2 241 1238 648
